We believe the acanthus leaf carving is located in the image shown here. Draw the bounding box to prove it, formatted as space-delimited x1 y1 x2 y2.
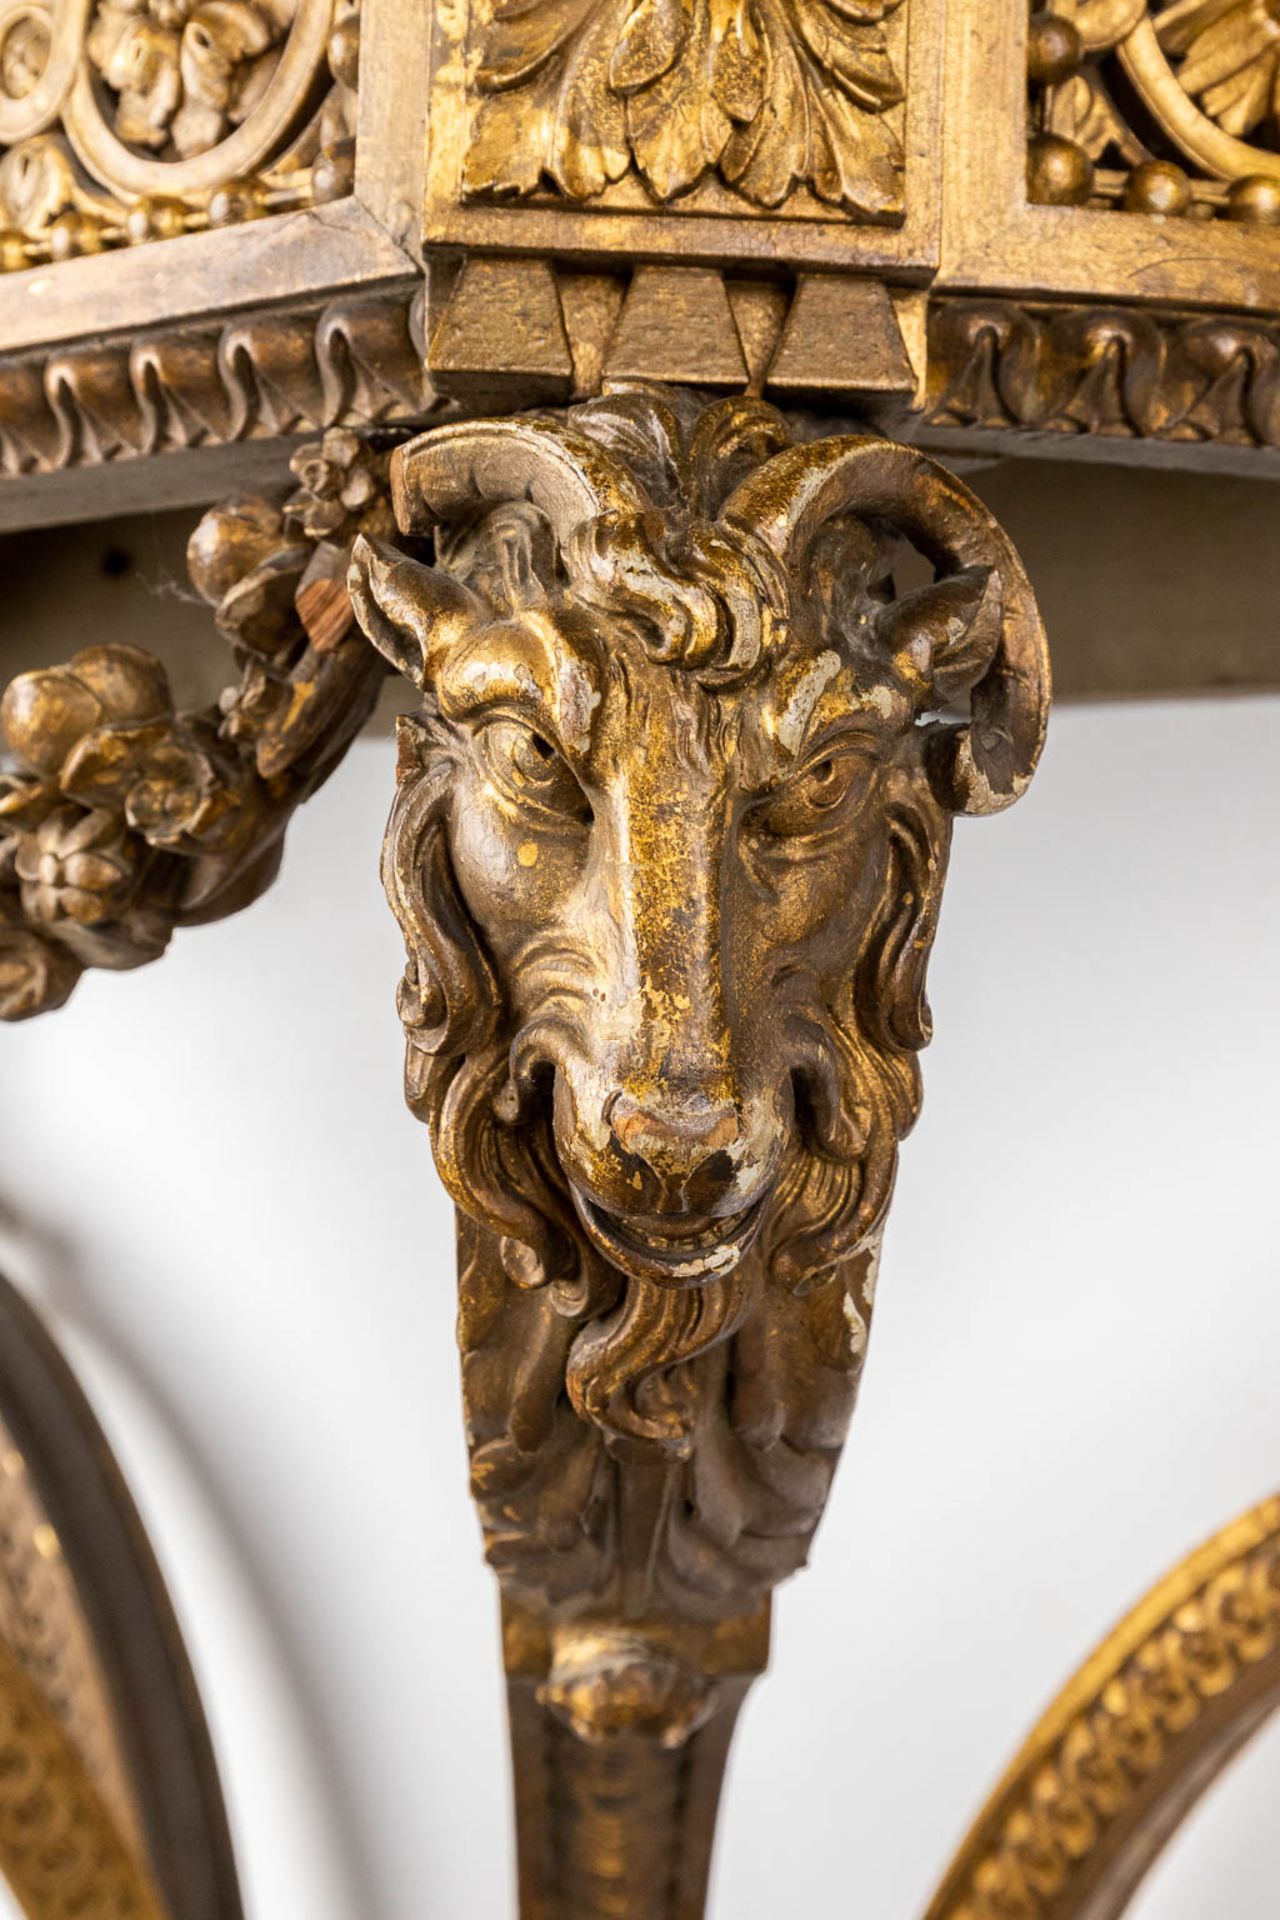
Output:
461 0 908 221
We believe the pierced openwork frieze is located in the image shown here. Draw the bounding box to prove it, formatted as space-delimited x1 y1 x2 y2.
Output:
347 385 1049 1913
0 0 359 271
0 425 410 1019
1029 0 1280 222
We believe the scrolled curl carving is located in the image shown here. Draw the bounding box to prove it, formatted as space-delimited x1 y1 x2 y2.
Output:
0 425 396 1020
348 387 1049 1729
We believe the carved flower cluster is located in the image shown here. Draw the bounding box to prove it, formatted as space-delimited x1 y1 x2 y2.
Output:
188 431 395 776
1 437 395 1022
1 649 199 923
284 427 396 546
87 0 288 159
464 0 907 219
0 645 234 1012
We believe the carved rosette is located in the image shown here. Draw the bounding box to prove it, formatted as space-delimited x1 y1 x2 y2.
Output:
0 425 398 1019
0 0 359 270
346 385 1049 1914
460 0 910 223
1028 0 1280 221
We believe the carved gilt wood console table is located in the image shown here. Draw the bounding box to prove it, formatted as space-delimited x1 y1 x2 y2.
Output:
0 1 1277 1915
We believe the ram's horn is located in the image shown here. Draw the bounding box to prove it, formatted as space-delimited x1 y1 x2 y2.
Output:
721 438 1050 816
390 418 653 546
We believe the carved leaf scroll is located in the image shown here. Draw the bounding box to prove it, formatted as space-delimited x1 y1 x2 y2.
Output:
462 0 908 221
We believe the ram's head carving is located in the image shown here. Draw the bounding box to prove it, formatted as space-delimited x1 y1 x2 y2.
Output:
350 389 1048 1453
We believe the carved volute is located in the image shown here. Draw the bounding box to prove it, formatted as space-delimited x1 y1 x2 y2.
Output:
346 386 1051 1917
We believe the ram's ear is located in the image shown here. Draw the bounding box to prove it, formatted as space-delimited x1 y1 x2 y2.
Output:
348 537 484 688
857 790 951 1055
878 564 1004 709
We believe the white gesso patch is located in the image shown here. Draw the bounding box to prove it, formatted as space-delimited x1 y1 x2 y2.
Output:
843 1290 868 1359
559 665 603 754
863 684 898 722
775 651 843 755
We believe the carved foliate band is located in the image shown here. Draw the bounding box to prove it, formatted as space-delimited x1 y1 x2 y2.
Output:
928 1493 1280 1920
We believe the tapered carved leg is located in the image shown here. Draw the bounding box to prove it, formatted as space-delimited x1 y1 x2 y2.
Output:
347 386 1052 1918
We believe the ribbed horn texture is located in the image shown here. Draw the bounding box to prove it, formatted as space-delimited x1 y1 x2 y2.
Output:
391 417 654 544
720 437 1051 816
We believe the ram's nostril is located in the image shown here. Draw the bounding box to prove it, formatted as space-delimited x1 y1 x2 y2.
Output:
698 1150 735 1190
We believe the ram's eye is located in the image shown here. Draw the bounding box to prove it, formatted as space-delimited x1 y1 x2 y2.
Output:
479 720 592 825
752 745 877 840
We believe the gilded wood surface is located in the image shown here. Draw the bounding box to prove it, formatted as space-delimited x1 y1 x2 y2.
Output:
0 426 402 1017
0 1634 166 1920
925 296 1280 455
0 1277 241 1920
346 386 1050 1916
0 285 425 479
1031 0 1280 220
0 0 359 269
0 1407 165 1919
0 1427 144 1860
928 1494 1280 1920
458 0 909 223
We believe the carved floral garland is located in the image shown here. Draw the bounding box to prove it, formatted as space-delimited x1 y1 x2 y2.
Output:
0 428 395 1019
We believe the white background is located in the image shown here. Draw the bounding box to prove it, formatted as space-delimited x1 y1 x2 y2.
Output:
2 694 1279 1919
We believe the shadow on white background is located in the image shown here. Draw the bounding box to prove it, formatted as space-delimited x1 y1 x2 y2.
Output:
1 696 1278 1918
